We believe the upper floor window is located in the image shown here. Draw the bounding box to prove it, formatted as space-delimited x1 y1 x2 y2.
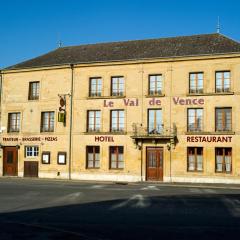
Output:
187 108 203 132
215 71 230 93
8 113 20 132
215 148 232 173
41 111 54 132
28 81 40 100
111 76 124 96
148 109 162 134
89 78 102 97
87 110 101 132
25 146 39 157
187 147 203 172
111 110 124 132
215 108 232 131
110 146 124 169
149 75 163 95
86 146 100 168
189 73 203 94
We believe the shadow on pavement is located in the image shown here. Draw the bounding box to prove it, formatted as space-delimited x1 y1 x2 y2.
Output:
0 194 240 239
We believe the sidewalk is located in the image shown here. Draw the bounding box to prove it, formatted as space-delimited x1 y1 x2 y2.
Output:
1 176 240 190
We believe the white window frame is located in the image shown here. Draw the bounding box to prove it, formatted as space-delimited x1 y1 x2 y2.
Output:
25 146 39 158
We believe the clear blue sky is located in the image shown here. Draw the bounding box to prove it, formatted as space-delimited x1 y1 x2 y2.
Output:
1 0 240 68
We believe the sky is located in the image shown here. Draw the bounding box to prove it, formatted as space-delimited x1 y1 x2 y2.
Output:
0 0 240 68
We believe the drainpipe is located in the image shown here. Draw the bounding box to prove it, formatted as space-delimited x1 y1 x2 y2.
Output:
169 64 173 183
68 64 74 180
0 70 2 134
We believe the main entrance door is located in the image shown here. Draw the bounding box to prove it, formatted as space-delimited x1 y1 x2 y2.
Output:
3 147 18 176
146 147 163 181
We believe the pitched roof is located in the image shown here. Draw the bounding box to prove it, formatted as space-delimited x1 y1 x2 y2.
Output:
5 33 240 70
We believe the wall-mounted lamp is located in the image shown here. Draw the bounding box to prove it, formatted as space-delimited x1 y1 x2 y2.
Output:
167 144 171 151
16 145 20 149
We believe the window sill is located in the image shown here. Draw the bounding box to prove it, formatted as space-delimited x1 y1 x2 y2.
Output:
187 92 234 96
86 167 100 170
84 131 127 135
187 170 203 173
186 131 235 135
145 94 165 98
109 168 124 170
7 131 20 134
87 96 126 99
28 99 39 101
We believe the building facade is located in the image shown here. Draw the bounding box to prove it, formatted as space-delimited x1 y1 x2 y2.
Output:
1 33 240 183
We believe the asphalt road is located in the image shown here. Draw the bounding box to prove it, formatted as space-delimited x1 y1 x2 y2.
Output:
0 178 240 240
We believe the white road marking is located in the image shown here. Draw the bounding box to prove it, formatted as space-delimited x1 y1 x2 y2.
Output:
203 189 216 193
89 185 105 189
141 185 160 191
48 192 83 205
110 194 150 209
222 197 240 217
189 188 202 193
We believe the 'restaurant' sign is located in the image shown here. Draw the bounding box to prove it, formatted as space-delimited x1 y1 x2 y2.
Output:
187 136 232 143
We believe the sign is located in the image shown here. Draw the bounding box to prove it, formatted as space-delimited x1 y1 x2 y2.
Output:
95 136 114 142
2 136 58 142
103 97 205 108
104 97 161 108
173 97 204 105
187 136 232 143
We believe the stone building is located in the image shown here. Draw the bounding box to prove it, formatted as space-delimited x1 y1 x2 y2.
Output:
1 33 240 183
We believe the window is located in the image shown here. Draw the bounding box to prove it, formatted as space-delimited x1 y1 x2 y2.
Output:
187 147 203 171
25 146 39 157
8 113 20 132
42 152 50 164
89 78 102 97
148 109 162 134
58 152 67 165
86 146 100 168
111 110 124 132
41 112 54 132
110 146 124 169
87 110 101 132
149 75 163 95
28 81 40 100
111 76 124 96
215 108 232 131
189 73 203 94
187 108 203 132
215 71 230 93
215 148 232 173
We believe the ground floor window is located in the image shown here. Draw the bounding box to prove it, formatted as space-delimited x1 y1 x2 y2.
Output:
25 146 39 157
110 146 124 169
215 148 232 173
86 146 100 168
187 147 203 171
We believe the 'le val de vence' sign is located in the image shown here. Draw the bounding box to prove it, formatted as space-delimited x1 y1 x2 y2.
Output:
103 97 204 107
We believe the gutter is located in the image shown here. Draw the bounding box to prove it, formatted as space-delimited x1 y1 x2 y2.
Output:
3 51 240 74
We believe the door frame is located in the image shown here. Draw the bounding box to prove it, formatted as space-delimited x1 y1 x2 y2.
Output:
146 146 164 181
3 146 19 176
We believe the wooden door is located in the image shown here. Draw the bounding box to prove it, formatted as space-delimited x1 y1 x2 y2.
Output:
3 147 18 176
24 161 39 178
146 147 163 181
